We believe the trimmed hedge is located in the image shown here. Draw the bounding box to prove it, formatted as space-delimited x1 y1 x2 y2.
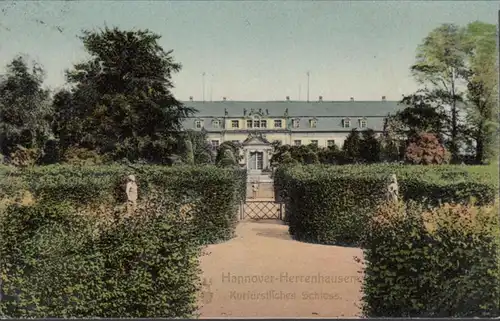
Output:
274 164 497 246
275 164 498 208
277 166 389 246
362 201 500 317
0 194 202 318
19 164 243 244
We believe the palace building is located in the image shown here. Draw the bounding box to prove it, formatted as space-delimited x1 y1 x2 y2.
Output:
181 97 404 173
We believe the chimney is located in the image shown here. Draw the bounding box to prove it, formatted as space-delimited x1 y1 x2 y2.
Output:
189 96 193 101
286 96 290 101
350 97 354 102
318 96 323 102
382 96 386 101
223 97 227 101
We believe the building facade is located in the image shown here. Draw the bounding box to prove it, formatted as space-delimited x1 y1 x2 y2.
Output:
181 97 405 173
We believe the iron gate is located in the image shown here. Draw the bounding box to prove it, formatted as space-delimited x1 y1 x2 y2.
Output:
239 200 284 220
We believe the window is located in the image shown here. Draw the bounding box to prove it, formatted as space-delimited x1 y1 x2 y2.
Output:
253 120 260 128
247 119 253 128
212 120 220 128
309 119 317 128
211 140 220 148
260 120 267 128
274 119 282 128
292 119 300 128
195 120 202 129
343 119 351 128
311 140 318 146
359 119 367 128
327 140 335 147
294 140 301 146
231 120 240 128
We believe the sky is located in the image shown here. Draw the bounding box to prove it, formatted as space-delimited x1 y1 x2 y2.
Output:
0 1 498 101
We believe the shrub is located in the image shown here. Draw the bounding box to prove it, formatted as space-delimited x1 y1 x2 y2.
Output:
404 132 451 165
20 164 241 245
183 140 195 165
0 193 202 318
275 164 497 210
276 165 389 246
362 201 500 317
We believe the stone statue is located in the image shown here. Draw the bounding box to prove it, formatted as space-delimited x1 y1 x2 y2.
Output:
252 181 259 199
126 174 138 214
243 108 247 116
224 108 228 116
284 108 289 117
386 174 399 203
266 109 269 115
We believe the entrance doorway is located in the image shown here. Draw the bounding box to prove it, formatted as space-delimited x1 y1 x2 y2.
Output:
248 151 264 170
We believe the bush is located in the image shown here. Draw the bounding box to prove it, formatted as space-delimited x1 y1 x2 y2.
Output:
404 132 451 165
20 164 242 244
275 165 389 246
0 193 202 318
275 164 497 210
362 201 500 317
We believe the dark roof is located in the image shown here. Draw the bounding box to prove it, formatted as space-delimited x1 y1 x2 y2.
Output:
183 100 403 118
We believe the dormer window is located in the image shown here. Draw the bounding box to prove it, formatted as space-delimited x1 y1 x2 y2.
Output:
342 118 351 128
292 119 300 128
212 120 220 128
195 120 203 129
359 118 367 128
309 119 317 128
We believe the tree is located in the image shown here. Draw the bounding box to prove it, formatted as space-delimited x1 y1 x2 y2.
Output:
215 141 242 165
0 56 53 157
404 132 450 165
359 129 381 163
183 140 194 165
181 129 214 165
217 149 237 167
61 26 195 163
342 129 363 163
461 21 498 164
379 113 404 162
411 24 467 162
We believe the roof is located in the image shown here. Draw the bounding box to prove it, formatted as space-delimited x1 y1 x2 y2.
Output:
183 100 404 118
181 100 406 132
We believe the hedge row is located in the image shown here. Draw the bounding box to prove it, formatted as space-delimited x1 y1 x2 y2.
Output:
362 201 500 317
16 164 246 244
274 164 497 246
275 164 498 207
0 194 202 318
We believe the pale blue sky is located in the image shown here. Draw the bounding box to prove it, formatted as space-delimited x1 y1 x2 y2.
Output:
0 1 498 101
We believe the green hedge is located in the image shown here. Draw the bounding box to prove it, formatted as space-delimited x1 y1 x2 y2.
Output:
276 166 389 246
362 201 500 317
275 164 498 208
20 164 242 244
0 195 202 318
274 164 497 246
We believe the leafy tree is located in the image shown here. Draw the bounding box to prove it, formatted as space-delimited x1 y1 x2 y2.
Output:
360 129 381 163
461 21 498 164
411 23 467 161
60 26 195 163
181 129 214 165
215 141 242 165
379 113 405 162
342 129 363 163
404 132 451 165
217 149 237 167
0 56 53 157
183 140 195 165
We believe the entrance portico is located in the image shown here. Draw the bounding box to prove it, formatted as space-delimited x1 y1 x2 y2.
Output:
240 132 273 174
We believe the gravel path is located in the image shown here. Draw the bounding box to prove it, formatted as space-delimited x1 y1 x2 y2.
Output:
198 220 364 318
